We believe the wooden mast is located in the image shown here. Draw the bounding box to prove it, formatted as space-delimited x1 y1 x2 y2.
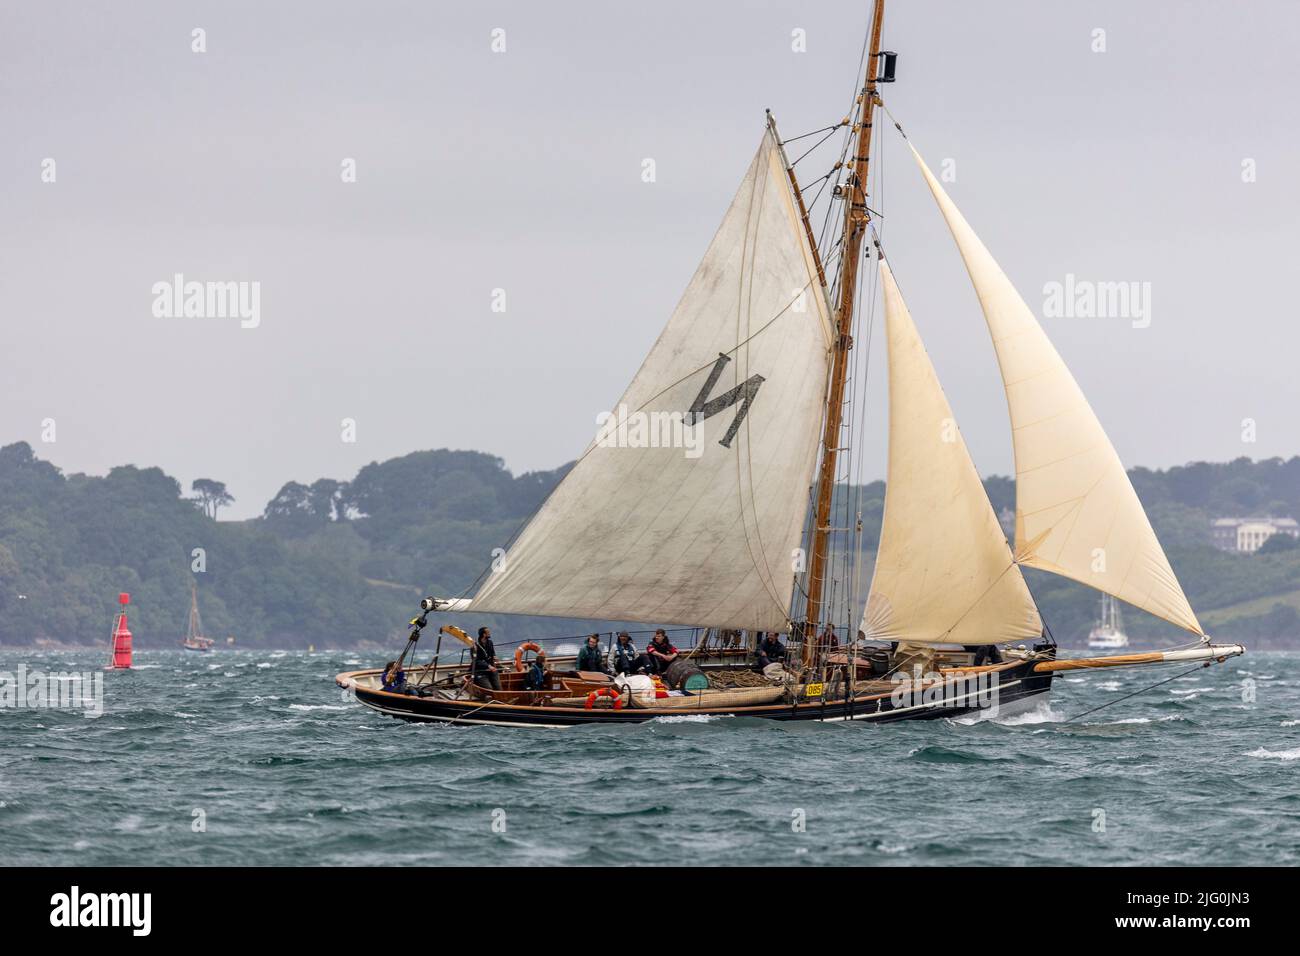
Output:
802 0 886 667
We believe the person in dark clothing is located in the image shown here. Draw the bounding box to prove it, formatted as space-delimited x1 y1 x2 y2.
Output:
967 644 1003 667
576 634 609 674
609 632 639 675
645 629 679 675
755 632 787 671
471 626 502 692
381 660 407 693
817 625 839 651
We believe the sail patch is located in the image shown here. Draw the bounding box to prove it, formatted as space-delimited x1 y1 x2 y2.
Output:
687 353 766 449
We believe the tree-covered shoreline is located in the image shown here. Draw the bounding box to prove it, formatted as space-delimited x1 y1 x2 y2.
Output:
1 442 1298 649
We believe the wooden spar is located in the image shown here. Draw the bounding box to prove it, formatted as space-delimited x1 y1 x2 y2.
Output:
767 111 829 291
438 624 475 647
803 0 887 666
1033 644 1245 673
1035 652 1162 672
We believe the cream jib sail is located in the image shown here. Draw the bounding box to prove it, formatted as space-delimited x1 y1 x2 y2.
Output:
468 129 833 632
909 145 1203 636
863 261 1042 646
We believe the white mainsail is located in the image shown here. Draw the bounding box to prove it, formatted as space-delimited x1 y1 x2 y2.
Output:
909 145 1203 635
862 261 1042 646
468 129 833 632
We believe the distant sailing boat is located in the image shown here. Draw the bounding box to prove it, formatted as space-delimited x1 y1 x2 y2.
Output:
180 582 215 652
1088 594 1130 651
338 0 1243 727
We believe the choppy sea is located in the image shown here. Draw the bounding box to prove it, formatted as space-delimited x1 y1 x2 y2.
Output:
1 647 1296 866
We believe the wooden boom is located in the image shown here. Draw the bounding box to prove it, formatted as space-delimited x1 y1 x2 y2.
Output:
1033 644 1246 673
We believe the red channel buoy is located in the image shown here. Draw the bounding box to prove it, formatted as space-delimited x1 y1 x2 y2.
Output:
106 592 133 670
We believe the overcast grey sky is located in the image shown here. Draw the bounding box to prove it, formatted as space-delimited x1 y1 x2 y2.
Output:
3 0 1297 519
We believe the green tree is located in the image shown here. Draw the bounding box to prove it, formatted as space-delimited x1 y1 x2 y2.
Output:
191 478 234 519
1257 533 1299 555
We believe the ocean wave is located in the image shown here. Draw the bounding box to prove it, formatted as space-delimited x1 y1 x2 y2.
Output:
907 745 1002 764
288 704 349 712
1245 747 1300 761
952 701 1062 726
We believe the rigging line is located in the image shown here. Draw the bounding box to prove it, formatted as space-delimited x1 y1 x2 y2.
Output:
875 97 908 141
833 219 869 631
795 49 865 625
789 126 842 168
779 121 846 145
1064 661 1212 723
815 126 852 248
843 115 885 632
844 118 883 629
802 170 835 216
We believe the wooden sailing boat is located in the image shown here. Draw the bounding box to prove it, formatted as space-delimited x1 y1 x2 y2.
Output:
337 0 1243 726
180 581 215 652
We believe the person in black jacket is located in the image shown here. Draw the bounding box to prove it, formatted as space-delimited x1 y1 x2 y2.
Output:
966 643 1003 667
644 629 679 675
755 633 787 671
471 626 502 692
576 634 609 674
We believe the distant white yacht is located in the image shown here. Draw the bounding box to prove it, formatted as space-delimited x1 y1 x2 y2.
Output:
1088 594 1130 650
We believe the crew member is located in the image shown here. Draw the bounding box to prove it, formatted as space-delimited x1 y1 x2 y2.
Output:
471 626 502 692
576 633 609 674
608 632 639 675
755 632 787 671
381 660 407 693
645 629 679 675
968 644 1003 667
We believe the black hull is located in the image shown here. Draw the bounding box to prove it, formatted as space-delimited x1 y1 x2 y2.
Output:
337 659 1053 728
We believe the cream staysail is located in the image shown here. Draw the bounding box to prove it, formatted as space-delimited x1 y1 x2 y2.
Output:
909 145 1203 636
469 129 833 632
862 262 1042 646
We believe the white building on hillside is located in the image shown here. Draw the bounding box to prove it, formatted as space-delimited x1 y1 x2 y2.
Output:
1211 516 1300 553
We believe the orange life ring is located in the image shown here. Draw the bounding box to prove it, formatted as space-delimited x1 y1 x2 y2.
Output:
584 687 623 710
514 641 544 672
